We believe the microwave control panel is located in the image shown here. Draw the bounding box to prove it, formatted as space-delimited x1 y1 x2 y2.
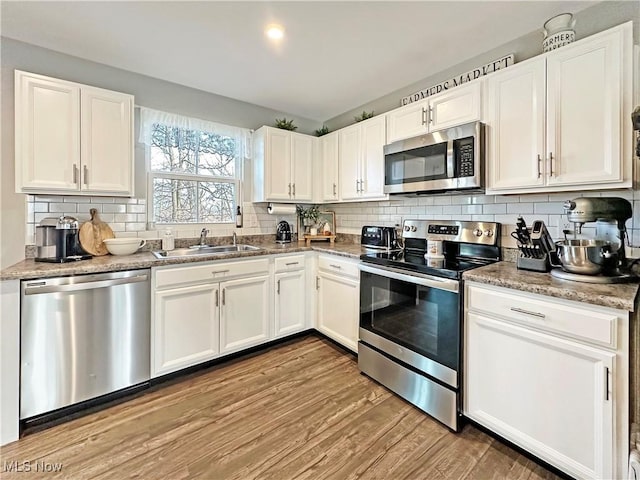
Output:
455 137 474 177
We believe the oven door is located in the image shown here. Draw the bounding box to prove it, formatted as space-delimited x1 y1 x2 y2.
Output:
359 263 460 387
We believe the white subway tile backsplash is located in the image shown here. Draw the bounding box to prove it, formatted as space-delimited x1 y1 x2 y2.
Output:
114 213 138 223
64 196 90 203
110 222 126 232
127 204 146 213
91 197 114 203
462 205 482 215
533 202 564 215
507 203 533 215
33 202 48 213
433 196 452 206
49 202 74 213
483 204 506 214
443 205 462 215
102 204 126 213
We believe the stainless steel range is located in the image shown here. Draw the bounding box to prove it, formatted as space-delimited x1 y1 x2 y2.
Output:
358 219 500 431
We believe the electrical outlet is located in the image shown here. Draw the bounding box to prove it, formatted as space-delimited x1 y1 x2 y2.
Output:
557 221 573 239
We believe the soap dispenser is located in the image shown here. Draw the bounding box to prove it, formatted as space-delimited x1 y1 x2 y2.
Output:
161 229 175 251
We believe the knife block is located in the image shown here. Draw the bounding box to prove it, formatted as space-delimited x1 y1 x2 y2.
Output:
517 254 551 272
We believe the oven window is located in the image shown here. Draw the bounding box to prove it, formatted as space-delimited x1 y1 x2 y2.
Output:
360 271 459 370
385 142 448 185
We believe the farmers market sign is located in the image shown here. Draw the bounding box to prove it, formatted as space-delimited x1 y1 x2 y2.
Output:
401 54 515 106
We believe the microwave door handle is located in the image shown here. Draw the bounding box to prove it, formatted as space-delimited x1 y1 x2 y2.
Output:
446 139 455 178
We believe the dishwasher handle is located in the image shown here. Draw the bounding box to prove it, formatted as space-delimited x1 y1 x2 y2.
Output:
24 274 149 295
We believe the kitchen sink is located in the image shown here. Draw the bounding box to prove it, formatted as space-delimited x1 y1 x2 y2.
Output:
152 244 262 259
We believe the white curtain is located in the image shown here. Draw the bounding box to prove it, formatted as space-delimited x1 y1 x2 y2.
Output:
138 107 252 158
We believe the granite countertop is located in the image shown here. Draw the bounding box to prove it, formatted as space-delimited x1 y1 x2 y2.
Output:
463 261 639 312
0 242 366 281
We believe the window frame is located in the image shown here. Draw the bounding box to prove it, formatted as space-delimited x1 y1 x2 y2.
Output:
145 124 243 227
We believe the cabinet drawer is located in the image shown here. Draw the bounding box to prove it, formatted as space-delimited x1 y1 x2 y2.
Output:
274 254 306 273
155 258 270 289
466 284 618 348
317 255 359 279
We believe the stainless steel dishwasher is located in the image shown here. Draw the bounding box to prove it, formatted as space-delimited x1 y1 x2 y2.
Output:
20 269 150 420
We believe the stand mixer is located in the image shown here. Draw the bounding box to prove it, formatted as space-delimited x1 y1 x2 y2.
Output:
550 197 634 283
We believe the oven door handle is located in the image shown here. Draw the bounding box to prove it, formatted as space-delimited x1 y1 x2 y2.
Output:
359 264 459 293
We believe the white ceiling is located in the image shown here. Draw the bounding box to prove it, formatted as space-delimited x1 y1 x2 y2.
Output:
1 1 596 121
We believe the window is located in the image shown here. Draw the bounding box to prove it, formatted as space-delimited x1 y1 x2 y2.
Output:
139 108 250 225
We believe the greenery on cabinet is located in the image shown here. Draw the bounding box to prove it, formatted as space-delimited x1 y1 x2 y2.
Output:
315 125 330 137
274 118 298 131
354 110 375 122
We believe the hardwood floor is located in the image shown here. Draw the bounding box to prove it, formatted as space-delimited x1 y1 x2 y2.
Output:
1 336 561 479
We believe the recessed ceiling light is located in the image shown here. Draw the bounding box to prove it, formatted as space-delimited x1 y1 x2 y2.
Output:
266 24 284 40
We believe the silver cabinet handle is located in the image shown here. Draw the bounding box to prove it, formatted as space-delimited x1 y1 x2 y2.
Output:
215 289 219 307
329 264 342 270
355 179 359 193
285 262 299 266
316 276 320 290
211 269 230 275
333 183 337 196
428 106 433 124
277 279 281 295
222 288 226 306
292 183 296 196
549 152 554 177
510 307 545 319
421 107 427 126
537 154 542 178
605 366 610 401
360 179 364 193
288 183 291 196
73 164 79 184
83 165 89 186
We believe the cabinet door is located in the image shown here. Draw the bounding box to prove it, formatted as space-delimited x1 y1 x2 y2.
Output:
153 284 219 377
429 82 481 131
320 132 339 201
486 58 546 192
360 116 386 199
265 128 292 201
546 29 623 186
316 272 359 352
81 87 133 195
220 275 270 354
274 270 306 337
385 100 429 143
465 312 613 480
339 125 361 200
15 71 80 192
291 133 313 202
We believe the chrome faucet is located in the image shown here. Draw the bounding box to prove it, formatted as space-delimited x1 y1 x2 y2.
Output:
232 232 237 246
199 228 209 246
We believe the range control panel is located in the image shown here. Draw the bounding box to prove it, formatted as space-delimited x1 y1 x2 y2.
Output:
427 225 460 235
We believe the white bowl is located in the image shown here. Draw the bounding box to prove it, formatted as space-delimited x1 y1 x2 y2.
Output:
103 238 146 256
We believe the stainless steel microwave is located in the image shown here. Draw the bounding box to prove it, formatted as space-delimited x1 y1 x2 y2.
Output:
383 121 484 194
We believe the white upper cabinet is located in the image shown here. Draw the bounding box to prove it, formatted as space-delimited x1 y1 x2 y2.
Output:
15 70 134 196
253 126 315 203
386 82 482 144
339 115 387 201
319 132 339 202
80 86 133 194
486 22 632 194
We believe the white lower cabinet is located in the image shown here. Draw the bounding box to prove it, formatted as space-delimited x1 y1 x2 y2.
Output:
152 258 270 377
465 282 627 480
315 255 360 352
274 270 306 337
219 275 270 354
153 284 219 376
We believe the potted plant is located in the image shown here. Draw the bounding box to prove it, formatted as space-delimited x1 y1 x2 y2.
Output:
274 118 298 131
354 110 375 122
296 205 320 232
315 125 330 137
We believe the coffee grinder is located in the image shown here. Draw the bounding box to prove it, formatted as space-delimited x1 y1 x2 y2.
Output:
35 216 91 263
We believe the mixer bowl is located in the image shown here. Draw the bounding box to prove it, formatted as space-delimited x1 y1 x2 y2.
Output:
554 239 618 275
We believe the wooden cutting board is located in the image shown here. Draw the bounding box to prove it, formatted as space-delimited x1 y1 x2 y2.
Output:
79 208 115 256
